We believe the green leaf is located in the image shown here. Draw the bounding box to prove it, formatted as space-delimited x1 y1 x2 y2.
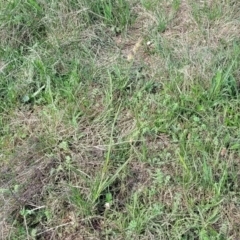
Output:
22 95 30 103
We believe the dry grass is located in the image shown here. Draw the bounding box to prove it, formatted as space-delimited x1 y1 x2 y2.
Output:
1 0 240 239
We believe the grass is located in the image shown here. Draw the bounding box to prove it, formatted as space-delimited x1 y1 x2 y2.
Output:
1 0 240 239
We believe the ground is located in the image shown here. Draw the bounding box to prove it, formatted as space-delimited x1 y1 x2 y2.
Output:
1 0 240 239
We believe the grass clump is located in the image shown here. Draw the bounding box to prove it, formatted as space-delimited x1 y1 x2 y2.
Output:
1 0 240 239
85 0 134 32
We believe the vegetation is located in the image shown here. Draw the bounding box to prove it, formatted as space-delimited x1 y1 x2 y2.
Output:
1 0 240 239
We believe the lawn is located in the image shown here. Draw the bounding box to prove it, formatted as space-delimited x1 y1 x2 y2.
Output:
1 0 240 239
